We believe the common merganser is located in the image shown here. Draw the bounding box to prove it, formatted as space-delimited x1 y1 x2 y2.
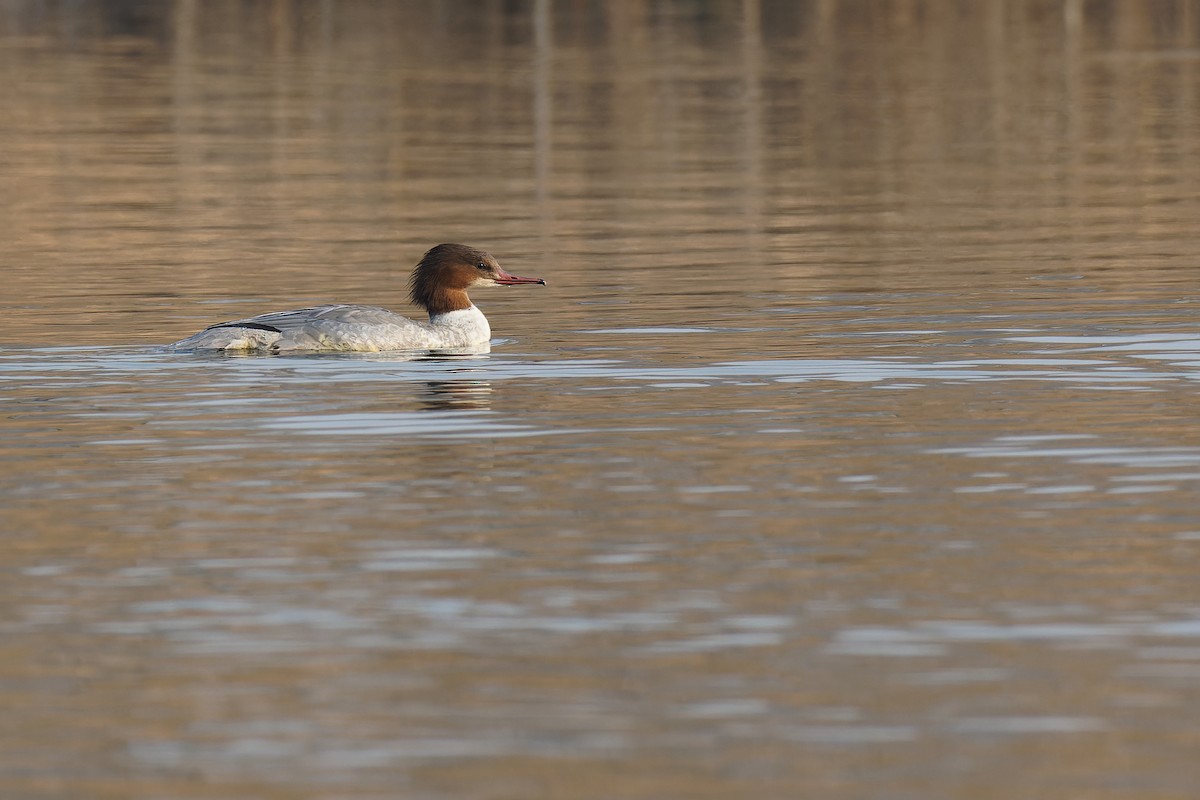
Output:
168 243 545 353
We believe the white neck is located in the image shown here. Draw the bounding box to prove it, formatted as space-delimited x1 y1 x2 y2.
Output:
428 306 491 347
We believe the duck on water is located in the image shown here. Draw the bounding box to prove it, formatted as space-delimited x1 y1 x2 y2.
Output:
167 243 545 353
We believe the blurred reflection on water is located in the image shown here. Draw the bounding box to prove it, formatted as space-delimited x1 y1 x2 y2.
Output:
4 1 1200 798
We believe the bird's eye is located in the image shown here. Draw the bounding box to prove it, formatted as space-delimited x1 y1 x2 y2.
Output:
477 261 488 270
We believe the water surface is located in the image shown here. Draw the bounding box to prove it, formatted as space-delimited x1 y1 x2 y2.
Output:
4 2 1200 798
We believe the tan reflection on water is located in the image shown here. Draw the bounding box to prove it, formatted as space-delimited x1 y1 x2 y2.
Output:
2 0 1199 342
4 2 1200 798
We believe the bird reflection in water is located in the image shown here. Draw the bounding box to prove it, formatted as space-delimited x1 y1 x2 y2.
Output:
420 379 493 411
414 344 494 410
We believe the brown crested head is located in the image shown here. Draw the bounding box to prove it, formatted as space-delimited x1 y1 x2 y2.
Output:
409 243 546 316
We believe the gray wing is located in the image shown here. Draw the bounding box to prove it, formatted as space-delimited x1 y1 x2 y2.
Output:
209 304 403 333
170 304 428 352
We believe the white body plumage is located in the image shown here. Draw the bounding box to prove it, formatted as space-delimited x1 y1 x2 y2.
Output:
168 305 490 353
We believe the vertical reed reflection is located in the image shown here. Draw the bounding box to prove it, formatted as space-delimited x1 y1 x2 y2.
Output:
0 1 1198 337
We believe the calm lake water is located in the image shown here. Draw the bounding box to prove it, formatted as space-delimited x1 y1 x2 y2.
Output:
4 1 1200 797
